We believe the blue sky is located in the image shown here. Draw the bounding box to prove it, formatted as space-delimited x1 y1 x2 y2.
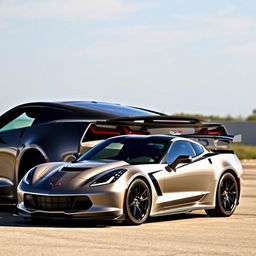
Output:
0 0 255 117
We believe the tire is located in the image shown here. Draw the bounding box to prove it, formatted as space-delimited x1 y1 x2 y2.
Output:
206 172 239 217
124 179 151 225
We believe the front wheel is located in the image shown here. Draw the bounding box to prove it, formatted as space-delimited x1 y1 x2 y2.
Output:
124 179 151 225
206 172 239 217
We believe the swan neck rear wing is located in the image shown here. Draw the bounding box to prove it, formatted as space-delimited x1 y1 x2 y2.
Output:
79 115 241 153
94 115 228 136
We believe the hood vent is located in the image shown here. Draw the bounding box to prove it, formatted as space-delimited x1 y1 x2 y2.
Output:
60 167 91 172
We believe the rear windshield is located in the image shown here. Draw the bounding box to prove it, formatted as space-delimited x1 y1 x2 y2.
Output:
63 102 162 117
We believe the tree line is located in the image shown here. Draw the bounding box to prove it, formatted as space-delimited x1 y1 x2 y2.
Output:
174 109 256 121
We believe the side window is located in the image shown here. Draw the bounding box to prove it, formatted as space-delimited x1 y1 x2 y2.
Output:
191 142 204 156
32 108 70 125
0 112 35 133
167 140 196 163
0 107 71 133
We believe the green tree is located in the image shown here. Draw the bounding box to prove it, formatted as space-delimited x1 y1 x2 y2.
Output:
247 109 256 121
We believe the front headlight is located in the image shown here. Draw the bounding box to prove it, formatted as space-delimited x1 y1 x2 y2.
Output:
22 167 36 185
90 169 127 187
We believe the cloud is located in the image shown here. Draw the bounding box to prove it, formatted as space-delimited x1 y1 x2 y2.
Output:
0 0 153 20
215 17 256 36
76 25 199 58
103 25 194 43
224 43 256 55
76 41 150 58
216 4 238 17
0 23 6 29
172 13 256 38
77 4 256 59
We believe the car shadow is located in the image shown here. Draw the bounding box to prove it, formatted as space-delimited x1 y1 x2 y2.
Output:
0 206 209 228
148 212 208 223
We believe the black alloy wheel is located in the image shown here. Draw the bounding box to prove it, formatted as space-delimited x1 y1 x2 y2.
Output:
125 179 151 225
206 172 239 217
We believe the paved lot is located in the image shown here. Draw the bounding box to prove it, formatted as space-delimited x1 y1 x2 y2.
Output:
0 161 255 256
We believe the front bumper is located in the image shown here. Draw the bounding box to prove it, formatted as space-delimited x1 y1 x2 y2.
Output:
17 205 124 221
17 186 126 220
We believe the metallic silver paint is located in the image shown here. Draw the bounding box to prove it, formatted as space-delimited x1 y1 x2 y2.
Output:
17 136 243 221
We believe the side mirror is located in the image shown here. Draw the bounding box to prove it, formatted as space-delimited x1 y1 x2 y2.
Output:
166 155 192 172
67 152 81 163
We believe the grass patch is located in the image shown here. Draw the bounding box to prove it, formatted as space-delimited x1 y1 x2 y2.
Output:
229 144 256 159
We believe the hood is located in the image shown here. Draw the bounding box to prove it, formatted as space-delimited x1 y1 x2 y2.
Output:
30 160 129 192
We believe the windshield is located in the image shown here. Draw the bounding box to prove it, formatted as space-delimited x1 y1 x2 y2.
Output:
78 137 169 164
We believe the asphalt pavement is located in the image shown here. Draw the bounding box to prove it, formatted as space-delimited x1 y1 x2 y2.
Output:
0 161 255 256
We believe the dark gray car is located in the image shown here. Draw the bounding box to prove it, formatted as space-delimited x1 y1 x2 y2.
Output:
0 101 162 204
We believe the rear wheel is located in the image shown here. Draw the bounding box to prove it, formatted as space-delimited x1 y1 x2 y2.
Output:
124 179 151 225
206 172 239 217
18 151 46 182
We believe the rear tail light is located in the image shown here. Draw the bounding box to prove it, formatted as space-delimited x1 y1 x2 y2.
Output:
197 127 226 136
89 124 147 136
89 125 120 136
83 124 147 141
122 127 147 135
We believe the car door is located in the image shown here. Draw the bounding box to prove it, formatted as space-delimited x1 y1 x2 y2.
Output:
162 140 214 210
0 109 36 189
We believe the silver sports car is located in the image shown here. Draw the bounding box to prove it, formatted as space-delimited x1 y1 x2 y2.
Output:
17 129 243 225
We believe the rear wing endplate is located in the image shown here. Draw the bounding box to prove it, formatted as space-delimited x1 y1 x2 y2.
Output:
179 134 242 150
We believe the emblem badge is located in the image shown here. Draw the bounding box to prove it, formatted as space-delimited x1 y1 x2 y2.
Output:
50 182 62 188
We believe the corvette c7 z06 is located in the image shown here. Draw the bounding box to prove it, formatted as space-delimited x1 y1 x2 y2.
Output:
18 134 243 225
17 117 243 224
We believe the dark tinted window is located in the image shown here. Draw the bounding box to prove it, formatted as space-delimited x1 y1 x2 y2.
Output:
0 112 35 132
32 108 70 125
0 108 39 132
0 107 71 132
79 137 168 164
167 140 196 163
191 142 204 156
